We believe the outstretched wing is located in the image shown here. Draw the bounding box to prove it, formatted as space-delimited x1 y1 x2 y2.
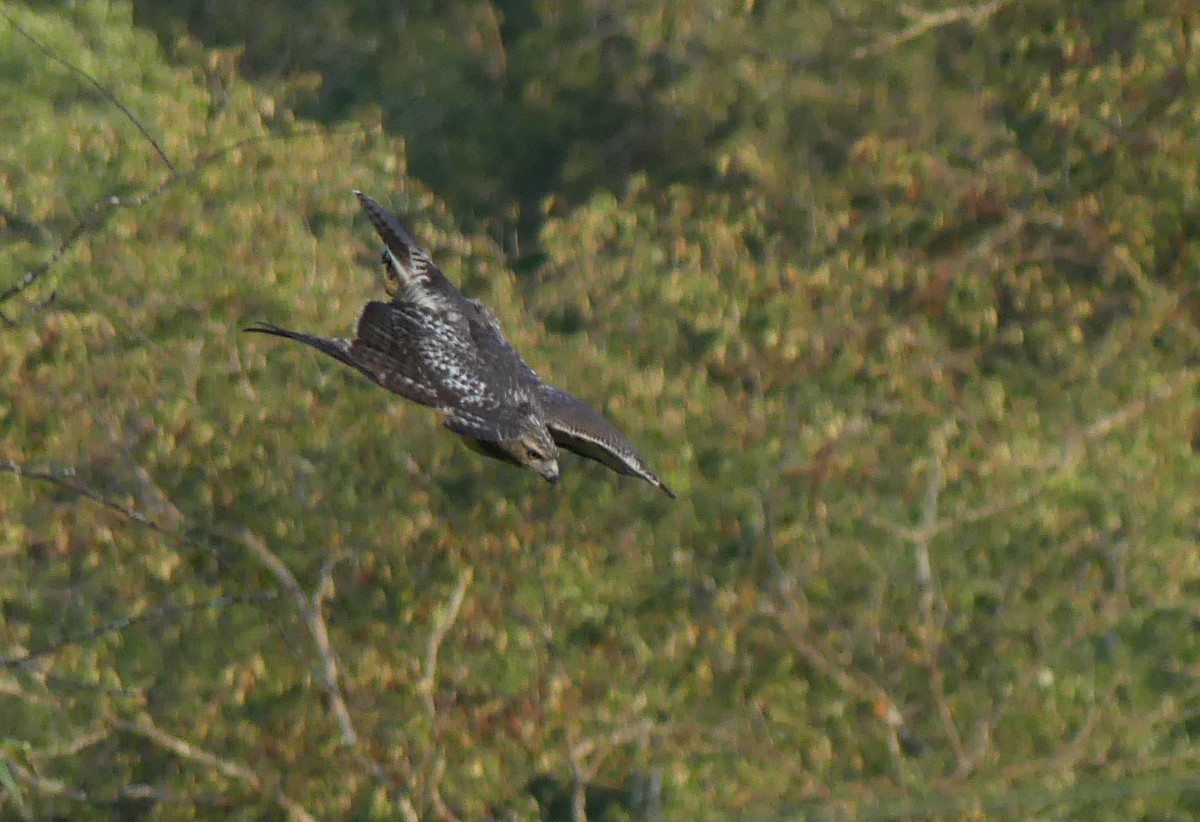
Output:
248 301 537 443
245 312 439 407
536 385 675 498
354 191 467 315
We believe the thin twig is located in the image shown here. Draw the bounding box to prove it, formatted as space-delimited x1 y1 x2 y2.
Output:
0 126 324 321
6 758 226 809
771 597 898 708
1 593 274 668
419 568 473 719
5 759 87 805
912 429 968 772
417 569 472 822
0 7 175 172
566 729 589 822
223 530 413 815
25 729 109 761
115 717 317 822
851 0 1014 59
1 458 414 806
14 664 141 698
570 719 658 780
0 461 175 538
868 370 1197 543
230 528 360 747
564 718 660 822
0 458 285 660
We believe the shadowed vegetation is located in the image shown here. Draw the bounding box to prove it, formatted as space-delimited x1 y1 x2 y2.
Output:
3 0 1200 818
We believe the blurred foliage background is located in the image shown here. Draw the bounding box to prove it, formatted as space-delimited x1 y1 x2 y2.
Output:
2 0 1199 818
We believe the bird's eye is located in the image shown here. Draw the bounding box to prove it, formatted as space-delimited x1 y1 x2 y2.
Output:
526 446 544 461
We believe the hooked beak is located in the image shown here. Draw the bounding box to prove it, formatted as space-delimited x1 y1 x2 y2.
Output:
539 463 561 485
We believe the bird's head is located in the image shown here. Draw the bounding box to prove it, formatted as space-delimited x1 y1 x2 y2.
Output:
454 424 560 484
514 427 560 484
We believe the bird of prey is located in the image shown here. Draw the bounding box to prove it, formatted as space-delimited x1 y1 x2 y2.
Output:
246 191 674 498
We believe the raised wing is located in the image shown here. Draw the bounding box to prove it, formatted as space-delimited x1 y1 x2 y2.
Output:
249 298 541 448
537 385 675 498
354 191 466 315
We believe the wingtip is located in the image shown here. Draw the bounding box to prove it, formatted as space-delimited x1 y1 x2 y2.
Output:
243 321 295 339
658 482 677 500
355 189 387 209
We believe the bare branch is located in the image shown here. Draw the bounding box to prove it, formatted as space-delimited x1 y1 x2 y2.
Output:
770 596 898 709
864 371 1197 777
0 461 176 538
6 757 234 811
5 759 86 805
25 729 109 762
419 568 473 719
944 370 1195 532
568 737 588 822
869 370 1198 544
852 0 1015 59
1 594 274 668
771 600 912 780
0 126 324 324
116 718 257 784
230 528 360 748
417 569 472 822
115 717 316 822
2 458 416 809
570 719 658 780
564 718 660 822
0 8 175 172
911 428 969 773
428 755 458 822
0 205 52 244
0 288 56 329
225 531 418 814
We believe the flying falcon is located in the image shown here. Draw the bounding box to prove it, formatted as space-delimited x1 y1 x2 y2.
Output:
246 191 674 498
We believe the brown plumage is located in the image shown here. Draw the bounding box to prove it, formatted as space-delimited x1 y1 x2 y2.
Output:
246 191 674 498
